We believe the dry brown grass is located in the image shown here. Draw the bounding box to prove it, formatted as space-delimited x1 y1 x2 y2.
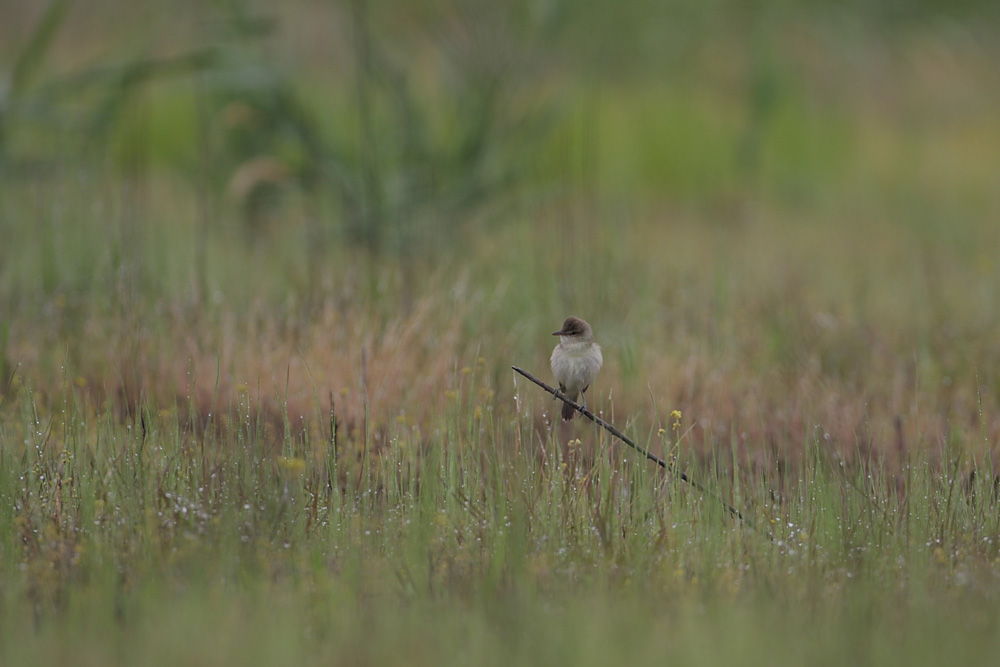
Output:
6 197 998 483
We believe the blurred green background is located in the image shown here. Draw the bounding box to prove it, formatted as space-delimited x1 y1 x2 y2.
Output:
1 0 999 454
4 3 1000 666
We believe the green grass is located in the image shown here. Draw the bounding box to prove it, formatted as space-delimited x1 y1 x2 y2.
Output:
2 380 1000 666
3 1 1000 664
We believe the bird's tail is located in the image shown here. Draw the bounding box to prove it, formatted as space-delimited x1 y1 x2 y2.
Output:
561 395 578 421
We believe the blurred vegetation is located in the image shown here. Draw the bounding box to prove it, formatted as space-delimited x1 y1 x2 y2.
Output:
2 1 1000 665
1 0 572 262
1 0 998 436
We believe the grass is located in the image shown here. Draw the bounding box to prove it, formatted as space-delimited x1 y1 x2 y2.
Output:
2 372 1000 666
3 1 1000 665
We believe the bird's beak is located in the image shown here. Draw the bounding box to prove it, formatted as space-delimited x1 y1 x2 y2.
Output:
551 330 564 336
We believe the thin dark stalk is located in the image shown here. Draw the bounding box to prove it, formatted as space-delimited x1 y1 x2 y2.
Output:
512 366 750 528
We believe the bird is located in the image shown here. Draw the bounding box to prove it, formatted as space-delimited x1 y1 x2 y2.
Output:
550 316 603 421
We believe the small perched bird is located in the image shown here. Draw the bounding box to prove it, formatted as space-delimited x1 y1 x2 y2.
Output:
550 316 603 421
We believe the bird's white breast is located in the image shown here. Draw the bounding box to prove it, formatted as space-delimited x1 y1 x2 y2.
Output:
550 340 603 395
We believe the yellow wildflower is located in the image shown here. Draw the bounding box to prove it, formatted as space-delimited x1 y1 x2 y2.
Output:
277 457 306 475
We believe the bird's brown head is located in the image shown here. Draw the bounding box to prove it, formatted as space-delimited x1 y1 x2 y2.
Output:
552 316 593 340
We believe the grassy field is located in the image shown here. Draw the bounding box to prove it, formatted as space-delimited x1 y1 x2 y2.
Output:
3 1 1000 665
